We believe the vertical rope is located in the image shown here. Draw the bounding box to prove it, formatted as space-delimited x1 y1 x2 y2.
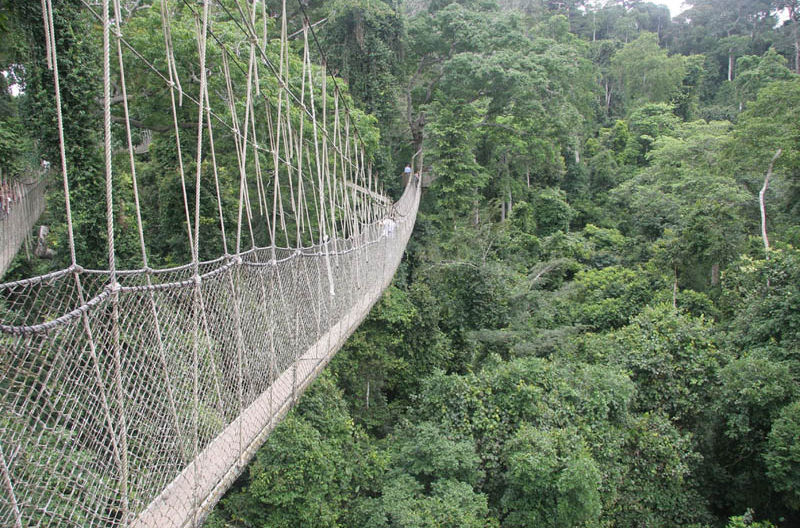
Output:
40 0 53 70
222 51 247 255
160 0 183 106
161 0 195 255
0 446 22 528
204 76 228 256
111 0 186 461
216 37 248 471
102 0 130 523
44 0 76 267
191 1 210 525
41 13 129 527
193 0 210 265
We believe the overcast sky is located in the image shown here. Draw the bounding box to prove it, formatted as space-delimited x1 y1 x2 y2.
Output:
656 0 689 17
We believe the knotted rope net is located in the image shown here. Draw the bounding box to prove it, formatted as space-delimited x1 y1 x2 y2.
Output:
0 1 420 526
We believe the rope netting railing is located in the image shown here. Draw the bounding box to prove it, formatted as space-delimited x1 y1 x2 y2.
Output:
0 179 47 279
0 181 418 528
0 1 420 527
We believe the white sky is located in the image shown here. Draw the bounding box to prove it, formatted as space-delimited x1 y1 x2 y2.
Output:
656 0 689 17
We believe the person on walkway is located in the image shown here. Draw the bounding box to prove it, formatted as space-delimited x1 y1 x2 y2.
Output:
404 164 412 178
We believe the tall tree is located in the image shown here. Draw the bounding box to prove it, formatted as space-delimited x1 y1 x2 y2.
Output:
13 1 106 267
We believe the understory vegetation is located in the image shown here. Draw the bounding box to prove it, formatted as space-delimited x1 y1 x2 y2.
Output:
1 0 798 526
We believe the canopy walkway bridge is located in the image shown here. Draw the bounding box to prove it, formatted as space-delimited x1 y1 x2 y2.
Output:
0 179 47 279
0 1 420 527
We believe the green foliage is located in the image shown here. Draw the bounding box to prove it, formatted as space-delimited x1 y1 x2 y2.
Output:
722 248 800 357
378 474 495 528
323 0 403 118
390 421 482 486
765 401 800 509
0 417 112 526
734 48 794 108
0 111 30 178
614 119 751 289
709 351 797 516
421 262 510 352
243 416 346 527
607 304 720 427
214 374 365 528
427 99 488 221
567 266 662 330
501 425 602 528
625 103 681 165
15 0 106 268
610 32 686 112
726 509 777 528
611 412 710 528
730 79 800 225
532 187 574 236
227 5 800 527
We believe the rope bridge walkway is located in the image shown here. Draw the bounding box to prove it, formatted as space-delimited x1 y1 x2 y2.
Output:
0 1 420 527
0 179 47 278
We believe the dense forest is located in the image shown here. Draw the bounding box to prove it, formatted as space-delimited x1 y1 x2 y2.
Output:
1 0 799 527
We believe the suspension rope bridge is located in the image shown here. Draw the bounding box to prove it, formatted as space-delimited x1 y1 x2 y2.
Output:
0 178 47 278
0 1 419 527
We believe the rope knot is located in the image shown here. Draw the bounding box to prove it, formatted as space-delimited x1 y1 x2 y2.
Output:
110 281 122 293
234 256 243 266
193 274 202 286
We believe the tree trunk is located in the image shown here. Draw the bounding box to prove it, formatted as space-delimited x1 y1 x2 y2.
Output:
673 265 678 310
794 13 800 74
728 51 734 82
760 149 782 258
711 263 720 286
